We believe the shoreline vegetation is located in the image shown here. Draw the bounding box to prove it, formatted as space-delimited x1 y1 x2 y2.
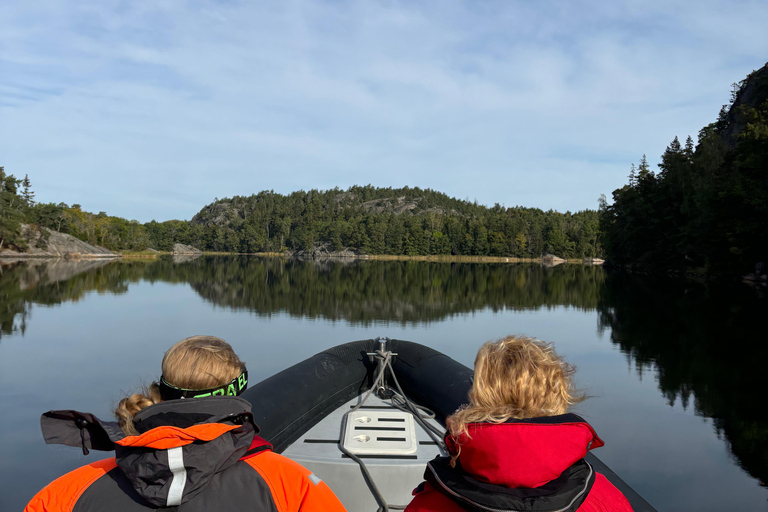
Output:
1 249 592 266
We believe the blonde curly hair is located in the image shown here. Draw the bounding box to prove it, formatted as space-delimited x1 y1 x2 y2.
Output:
115 336 245 436
447 336 584 464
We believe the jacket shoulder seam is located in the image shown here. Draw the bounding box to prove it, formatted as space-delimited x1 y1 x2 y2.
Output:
28 458 117 512
69 458 119 512
243 456 287 512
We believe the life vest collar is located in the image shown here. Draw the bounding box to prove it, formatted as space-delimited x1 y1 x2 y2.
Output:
425 456 596 512
446 413 604 489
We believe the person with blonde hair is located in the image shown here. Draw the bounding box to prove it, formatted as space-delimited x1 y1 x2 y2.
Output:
406 336 633 512
25 335 346 512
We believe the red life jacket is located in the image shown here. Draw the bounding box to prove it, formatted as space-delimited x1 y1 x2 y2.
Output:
407 414 633 512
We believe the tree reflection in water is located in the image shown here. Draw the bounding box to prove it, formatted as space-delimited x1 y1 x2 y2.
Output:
598 272 768 487
0 256 604 334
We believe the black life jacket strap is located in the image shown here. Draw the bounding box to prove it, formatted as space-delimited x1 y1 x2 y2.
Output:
424 456 596 512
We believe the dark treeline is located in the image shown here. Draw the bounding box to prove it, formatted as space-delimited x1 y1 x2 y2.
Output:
598 272 768 487
600 63 768 273
0 175 602 258
0 257 604 338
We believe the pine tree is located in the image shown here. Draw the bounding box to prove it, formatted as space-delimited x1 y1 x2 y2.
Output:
636 154 653 181
684 136 694 161
628 163 637 186
715 105 729 132
21 174 35 207
658 137 683 181
1 168 20 194
0 167 25 250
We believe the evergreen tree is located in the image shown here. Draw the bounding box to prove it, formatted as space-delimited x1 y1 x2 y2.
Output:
21 175 35 206
0 167 25 250
636 154 653 181
684 136 695 160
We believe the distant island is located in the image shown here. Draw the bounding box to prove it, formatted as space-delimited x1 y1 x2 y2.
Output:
0 180 602 261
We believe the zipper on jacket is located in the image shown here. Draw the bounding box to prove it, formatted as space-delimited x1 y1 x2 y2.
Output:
426 462 594 512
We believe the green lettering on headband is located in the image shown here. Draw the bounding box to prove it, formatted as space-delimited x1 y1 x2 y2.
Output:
159 370 249 401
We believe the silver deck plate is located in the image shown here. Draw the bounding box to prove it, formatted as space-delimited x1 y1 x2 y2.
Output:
343 409 418 455
281 394 446 511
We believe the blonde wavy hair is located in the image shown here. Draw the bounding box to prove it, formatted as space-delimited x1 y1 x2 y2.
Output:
447 336 584 462
115 335 246 436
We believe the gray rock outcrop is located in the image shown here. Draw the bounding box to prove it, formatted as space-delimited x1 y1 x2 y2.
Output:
288 242 367 260
542 253 566 267
0 225 119 258
721 62 768 149
172 243 203 255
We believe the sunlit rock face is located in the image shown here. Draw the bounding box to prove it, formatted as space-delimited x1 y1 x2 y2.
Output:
172 243 203 255
721 62 768 149
12 224 117 258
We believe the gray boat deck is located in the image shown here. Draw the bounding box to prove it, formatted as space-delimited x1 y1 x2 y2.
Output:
282 394 446 511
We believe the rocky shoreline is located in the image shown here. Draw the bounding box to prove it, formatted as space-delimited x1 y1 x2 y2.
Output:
286 242 367 261
0 225 120 259
283 243 596 265
0 228 607 268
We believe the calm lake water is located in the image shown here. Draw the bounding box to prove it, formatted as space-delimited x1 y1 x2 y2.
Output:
0 256 766 511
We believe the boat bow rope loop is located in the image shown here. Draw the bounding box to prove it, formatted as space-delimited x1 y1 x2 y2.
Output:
340 338 447 512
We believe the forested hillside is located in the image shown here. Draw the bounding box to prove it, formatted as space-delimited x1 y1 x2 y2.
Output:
176 186 601 258
600 62 768 273
0 180 603 259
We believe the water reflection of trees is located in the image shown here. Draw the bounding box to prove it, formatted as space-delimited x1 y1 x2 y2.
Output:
187 258 604 323
0 257 605 339
0 259 119 339
598 272 768 487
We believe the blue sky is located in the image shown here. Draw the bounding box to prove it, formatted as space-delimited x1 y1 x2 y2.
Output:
2 0 767 223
